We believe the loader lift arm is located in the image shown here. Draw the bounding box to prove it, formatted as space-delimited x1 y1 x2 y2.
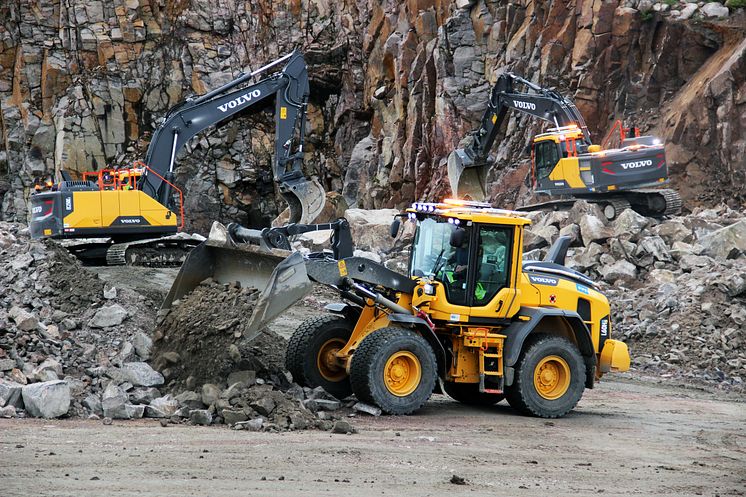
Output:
139 50 324 224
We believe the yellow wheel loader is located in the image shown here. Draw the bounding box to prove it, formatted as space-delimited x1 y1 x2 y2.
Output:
166 199 629 418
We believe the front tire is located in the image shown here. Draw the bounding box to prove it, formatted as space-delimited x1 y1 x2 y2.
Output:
505 335 585 418
349 327 437 415
285 314 354 399
444 381 504 406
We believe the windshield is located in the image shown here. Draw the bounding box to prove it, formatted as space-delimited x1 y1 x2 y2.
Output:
409 217 458 279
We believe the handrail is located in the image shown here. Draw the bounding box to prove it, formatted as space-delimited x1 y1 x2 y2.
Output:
135 161 185 230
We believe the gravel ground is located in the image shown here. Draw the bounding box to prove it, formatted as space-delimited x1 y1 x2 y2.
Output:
0 379 744 497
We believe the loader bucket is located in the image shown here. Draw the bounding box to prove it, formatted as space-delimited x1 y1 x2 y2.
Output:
162 222 312 341
447 148 487 201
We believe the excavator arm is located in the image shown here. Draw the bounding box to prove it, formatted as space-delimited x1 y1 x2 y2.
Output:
448 73 590 200
139 50 324 224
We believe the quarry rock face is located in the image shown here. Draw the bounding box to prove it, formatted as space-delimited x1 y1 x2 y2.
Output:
0 1 744 230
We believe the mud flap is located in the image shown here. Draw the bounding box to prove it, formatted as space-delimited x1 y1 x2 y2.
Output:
280 176 326 224
162 222 312 341
447 147 487 201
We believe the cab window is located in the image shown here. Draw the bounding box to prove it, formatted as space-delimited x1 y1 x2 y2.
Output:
473 226 511 306
534 141 560 179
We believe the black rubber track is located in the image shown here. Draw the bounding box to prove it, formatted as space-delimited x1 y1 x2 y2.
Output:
505 334 585 418
285 313 354 399
349 327 437 415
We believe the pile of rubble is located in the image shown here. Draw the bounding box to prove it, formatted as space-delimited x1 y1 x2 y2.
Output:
0 222 359 430
0 222 161 418
517 203 745 390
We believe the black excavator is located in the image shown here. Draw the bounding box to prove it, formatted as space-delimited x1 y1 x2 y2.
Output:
447 72 681 220
29 50 325 265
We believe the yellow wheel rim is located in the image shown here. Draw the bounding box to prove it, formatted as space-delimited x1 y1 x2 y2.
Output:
533 355 571 400
384 351 421 397
316 338 346 382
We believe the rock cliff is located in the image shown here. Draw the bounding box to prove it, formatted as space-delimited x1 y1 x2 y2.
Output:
1 1 744 231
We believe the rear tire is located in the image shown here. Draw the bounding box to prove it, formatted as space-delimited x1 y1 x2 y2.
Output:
285 314 354 399
505 335 585 418
349 327 437 415
444 381 504 406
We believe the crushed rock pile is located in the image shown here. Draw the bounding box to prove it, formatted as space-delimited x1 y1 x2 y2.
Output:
150 279 354 432
0 222 159 419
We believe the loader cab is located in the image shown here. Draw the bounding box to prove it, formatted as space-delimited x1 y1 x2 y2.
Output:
407 201 527 318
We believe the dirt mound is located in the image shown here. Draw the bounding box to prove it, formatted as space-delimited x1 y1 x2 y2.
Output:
151 280 286 389
150 279 350 431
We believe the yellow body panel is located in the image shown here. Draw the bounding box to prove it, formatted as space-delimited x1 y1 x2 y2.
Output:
549 157 585 188
599 339 630 373
63 190 177 229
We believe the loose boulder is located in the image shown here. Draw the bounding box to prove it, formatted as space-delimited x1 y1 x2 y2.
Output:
22 380 71 418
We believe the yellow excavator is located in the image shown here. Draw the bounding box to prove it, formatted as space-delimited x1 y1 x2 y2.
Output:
447 73 681 220
29 51 324 264
164 199 630 418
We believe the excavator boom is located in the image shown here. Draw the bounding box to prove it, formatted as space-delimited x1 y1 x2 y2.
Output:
140 50 324 224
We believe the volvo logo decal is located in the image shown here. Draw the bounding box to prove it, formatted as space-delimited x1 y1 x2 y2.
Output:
218 89 262 113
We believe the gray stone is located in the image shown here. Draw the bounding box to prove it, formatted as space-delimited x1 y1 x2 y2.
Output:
145 395 179 418
32 359 63 382
601 260 638 284
117 362 164 387
88 304 128 328
250 397 276 416
132 332 153 360
8 306 39 332
201 383 222 406
701 2 729 17
129 387 161 405
22 380 70 418
0 405 17 418
678 3 698 19
612 209 649 237
353 402 382 416
221 382 247 401
697 219 746 260
82 394 103 416
579 214 612 247
221 409 249 425
227 370 256 386
189 409 213 425
0 379 24 408
126 404 145 419
305 398 341 411
102 383 129 419
235 418 263 431
175 390 203 408
635 236 672 262
558 223 581 245
331 419 355 434
0 358 16 371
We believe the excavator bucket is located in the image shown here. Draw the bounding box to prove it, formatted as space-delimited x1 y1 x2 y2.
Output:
281 176 326 224
447 142 488 201
162 222 312 341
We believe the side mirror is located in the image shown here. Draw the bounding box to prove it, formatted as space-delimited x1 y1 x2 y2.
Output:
389 218 401 238
450 227 466 248
588 144 602 153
